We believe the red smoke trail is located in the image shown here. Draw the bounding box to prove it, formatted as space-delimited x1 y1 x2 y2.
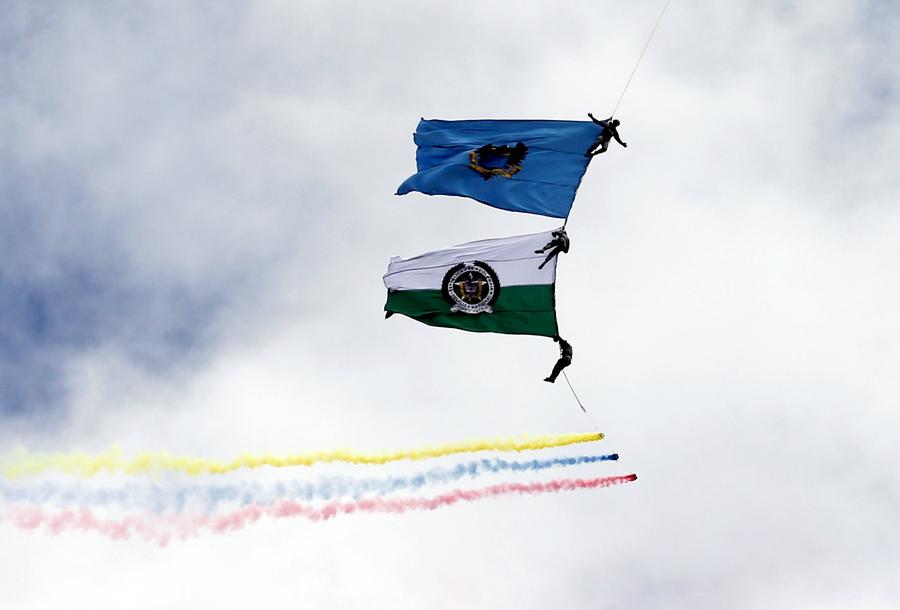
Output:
3 475 637 545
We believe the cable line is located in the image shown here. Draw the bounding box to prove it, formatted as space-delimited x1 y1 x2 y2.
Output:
611 0 673 117
562 370 599 430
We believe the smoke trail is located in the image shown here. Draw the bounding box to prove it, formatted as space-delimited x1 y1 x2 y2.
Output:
0 453 619 512
2 474 637 544
2 432 603 478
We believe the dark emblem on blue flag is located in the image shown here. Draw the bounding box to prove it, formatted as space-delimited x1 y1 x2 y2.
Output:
442 261 501 314
468 142 528 180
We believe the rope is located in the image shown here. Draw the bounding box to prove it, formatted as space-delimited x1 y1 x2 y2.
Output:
560 4 672 419
610 0 673 118
562 370 599 430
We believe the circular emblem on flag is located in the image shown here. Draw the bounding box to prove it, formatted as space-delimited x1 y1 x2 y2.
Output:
442 261 501 314
468 142 528 180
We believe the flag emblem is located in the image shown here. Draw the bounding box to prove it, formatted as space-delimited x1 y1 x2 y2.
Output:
442 261 500 314
468 142 528 180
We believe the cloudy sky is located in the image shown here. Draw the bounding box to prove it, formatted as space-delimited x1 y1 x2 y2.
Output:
2 1 899 608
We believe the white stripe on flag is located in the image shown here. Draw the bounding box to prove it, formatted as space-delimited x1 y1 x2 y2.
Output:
383 230 560 291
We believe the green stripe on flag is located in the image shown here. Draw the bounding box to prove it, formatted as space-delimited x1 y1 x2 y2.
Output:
385 284 557 337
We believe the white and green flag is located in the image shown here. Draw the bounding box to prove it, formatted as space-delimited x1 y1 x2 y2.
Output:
383 230 560 337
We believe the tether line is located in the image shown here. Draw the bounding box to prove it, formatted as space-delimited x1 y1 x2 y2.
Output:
611 0 673 117
562 370 599 430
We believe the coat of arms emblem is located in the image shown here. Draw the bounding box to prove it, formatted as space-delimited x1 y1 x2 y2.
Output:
467 142 528 180
441 261 501 314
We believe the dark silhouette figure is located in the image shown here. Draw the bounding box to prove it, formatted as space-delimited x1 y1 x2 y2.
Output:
544 335 573 383
535 228 570 270
586 113 627 156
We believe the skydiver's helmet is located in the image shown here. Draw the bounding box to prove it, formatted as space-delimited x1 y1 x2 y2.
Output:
611 119 620 127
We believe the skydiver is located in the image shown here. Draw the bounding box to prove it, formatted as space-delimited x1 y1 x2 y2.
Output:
586 113 627 156
535 228 570 270
544 335 573 383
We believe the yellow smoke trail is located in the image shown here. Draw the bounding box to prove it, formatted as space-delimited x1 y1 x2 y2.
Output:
2 432 603 478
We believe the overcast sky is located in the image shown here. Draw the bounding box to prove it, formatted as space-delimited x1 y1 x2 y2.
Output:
2 1 899 608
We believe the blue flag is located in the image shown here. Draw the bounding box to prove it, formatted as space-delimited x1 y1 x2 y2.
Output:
396 119 602 219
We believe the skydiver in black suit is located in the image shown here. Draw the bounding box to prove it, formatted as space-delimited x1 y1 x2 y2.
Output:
586 113 627 156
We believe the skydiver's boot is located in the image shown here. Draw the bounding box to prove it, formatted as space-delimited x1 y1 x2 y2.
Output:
544 357 570 383
544 365 560 383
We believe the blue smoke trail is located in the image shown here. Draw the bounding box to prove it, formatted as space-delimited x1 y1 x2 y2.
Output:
0 453 618 513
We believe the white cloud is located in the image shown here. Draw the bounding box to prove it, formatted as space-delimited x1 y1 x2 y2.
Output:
1 1 899 608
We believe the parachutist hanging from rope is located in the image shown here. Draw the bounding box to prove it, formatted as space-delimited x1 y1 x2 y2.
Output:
535 228 570 270
586 113 627 156
544 335 573 383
